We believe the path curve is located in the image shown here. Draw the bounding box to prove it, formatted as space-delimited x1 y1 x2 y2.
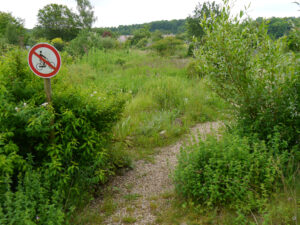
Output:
102 122 221 225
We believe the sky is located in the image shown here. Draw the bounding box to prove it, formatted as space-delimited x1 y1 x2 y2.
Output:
0 0 299 29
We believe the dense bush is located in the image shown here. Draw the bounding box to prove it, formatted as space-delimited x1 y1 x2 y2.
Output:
66 30 118 57
186 59 204 79
130 26 151 46
0 47 125 223
151 37 184 56
174 133 285 211
196 4 300 149
287 28 300 52
0 170 64 225
51 37 65 51
174 1 300 220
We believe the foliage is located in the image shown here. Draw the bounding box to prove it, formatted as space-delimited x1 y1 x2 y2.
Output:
255 17 300 39
0 170 64 225
135 37 148 49
92 28 116 38
186 1 221 40
174 132 285 211
75 0 96 29
67 49 225 152
51 37 65 51
151 30 163 42
0 47 125 223
130 26 151 46
0 11 25 45
36 4 79 41
195 3 300 149
174 1 300 222
110 19 186 35
151 37 184 56
66 30 118 57
186 59 204 78
287 27 300 52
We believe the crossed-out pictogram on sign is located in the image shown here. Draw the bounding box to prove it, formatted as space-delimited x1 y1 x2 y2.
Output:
28 43 61 78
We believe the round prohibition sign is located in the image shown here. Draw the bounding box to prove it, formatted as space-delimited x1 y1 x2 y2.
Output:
28 43 61 78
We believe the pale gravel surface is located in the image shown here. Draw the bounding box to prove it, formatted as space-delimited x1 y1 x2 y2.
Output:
101 122 221 225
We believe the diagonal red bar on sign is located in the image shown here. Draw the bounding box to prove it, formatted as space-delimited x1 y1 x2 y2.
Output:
32 51 56 70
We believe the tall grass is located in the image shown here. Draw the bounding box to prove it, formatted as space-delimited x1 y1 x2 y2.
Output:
64 49 226 156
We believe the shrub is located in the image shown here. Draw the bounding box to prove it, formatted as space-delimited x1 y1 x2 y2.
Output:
151 37 184 56
174 133 284 211
151 30 163 42
51 37 65 51
195 2 300 149
0 47 126 223
287 28 300 52
130 26 151 46
66 30 118 57
136 37 148 49
0 170 64 225
186 60 204 79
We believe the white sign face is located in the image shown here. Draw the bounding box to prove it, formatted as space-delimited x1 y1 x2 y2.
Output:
28 43 61 78
32 47 58 74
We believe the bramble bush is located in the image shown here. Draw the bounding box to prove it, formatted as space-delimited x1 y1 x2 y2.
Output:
0 47 126 223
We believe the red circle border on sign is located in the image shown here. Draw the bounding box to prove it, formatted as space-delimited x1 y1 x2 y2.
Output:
28 43 61 78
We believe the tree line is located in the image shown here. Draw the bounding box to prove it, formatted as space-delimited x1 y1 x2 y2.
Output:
0 1 299 48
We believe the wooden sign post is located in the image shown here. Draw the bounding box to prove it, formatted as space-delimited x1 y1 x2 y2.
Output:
44 78 52 102
28 43 61 141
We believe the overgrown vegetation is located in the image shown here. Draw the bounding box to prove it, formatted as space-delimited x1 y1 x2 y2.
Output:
174 0 300 223
0 48 127 223
0 0 299 224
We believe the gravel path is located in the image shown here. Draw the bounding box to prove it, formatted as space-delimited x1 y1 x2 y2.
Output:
101 122 221 225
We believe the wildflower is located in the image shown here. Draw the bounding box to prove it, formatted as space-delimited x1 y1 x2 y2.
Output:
41 102 48 107
93 91 97 94
36 216 40 220
90 94 94 97
15 107 19 112
23 102 27 107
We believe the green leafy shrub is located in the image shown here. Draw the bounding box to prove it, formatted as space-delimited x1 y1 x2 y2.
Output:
0 47 125 223
151 30 163 42
186 60 204 79
66 30 118 57
186 42 195 57
151 37 184 56
0 48 44 102
0 170 64 225
51 37 65 51
287 28 300 52
196 3 300 149
130 26 151 46
174 133 284 211
136 37 148 49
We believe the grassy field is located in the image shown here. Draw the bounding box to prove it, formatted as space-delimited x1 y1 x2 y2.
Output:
63 49 228 223
62 49 227 160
